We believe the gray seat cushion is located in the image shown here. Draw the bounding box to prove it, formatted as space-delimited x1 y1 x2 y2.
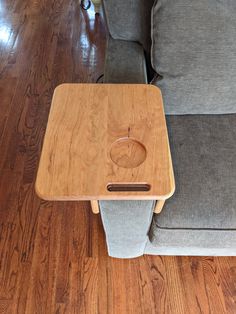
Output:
104 37 147 83
103 0 155 52
151 0 236 114
150 114 236 249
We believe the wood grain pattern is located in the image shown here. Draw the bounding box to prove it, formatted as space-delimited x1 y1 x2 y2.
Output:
91 200 100 214
154 200 165 214
0 0 236 313
36 84 175 201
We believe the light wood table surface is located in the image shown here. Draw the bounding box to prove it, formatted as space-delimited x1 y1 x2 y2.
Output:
36 84 175 213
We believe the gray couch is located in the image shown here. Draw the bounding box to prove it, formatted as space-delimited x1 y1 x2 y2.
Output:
99 0 236 258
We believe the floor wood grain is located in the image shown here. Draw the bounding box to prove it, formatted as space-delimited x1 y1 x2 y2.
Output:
0 0 236 313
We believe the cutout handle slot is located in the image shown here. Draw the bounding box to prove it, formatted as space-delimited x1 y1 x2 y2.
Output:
107 183 151 192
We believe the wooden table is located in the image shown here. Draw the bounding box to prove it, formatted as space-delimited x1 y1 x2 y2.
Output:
36 84 175 213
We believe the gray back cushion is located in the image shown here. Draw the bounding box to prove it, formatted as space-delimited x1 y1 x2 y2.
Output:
152 0 236 114
103 0 155 51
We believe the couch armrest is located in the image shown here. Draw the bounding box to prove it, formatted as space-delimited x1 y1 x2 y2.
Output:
100 38 153 259
100 201 155 258
103 36 148 83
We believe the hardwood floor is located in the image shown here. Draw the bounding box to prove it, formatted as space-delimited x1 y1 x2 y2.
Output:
0 0 236 313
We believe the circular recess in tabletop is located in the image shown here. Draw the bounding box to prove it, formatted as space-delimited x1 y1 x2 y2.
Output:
110 138 147 169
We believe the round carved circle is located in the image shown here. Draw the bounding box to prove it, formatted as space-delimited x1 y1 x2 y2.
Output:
110 138 147 169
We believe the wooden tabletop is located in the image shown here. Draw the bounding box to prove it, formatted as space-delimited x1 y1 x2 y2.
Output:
36 84 175 200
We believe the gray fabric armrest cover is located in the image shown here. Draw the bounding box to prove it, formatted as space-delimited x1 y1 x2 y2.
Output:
152 0 236 114
100 201 155 258
104 37 147 84
103 0 155 52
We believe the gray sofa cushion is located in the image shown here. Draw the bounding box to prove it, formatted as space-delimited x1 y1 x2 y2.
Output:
149 114 236 251
152 0 236 114
103 0 155 52
104 37 147 83
148 228 236 253
153 114 236 230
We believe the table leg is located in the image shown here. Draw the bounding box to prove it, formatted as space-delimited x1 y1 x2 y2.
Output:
154 200 165 214
91 200 100 214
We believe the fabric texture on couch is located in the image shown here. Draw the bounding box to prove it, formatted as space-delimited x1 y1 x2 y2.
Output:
152 0 236 114
146 230 236 255
104 37 147 83
103 0 155 52
100 0 236 258
100 200 155 258
149 114 236 251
